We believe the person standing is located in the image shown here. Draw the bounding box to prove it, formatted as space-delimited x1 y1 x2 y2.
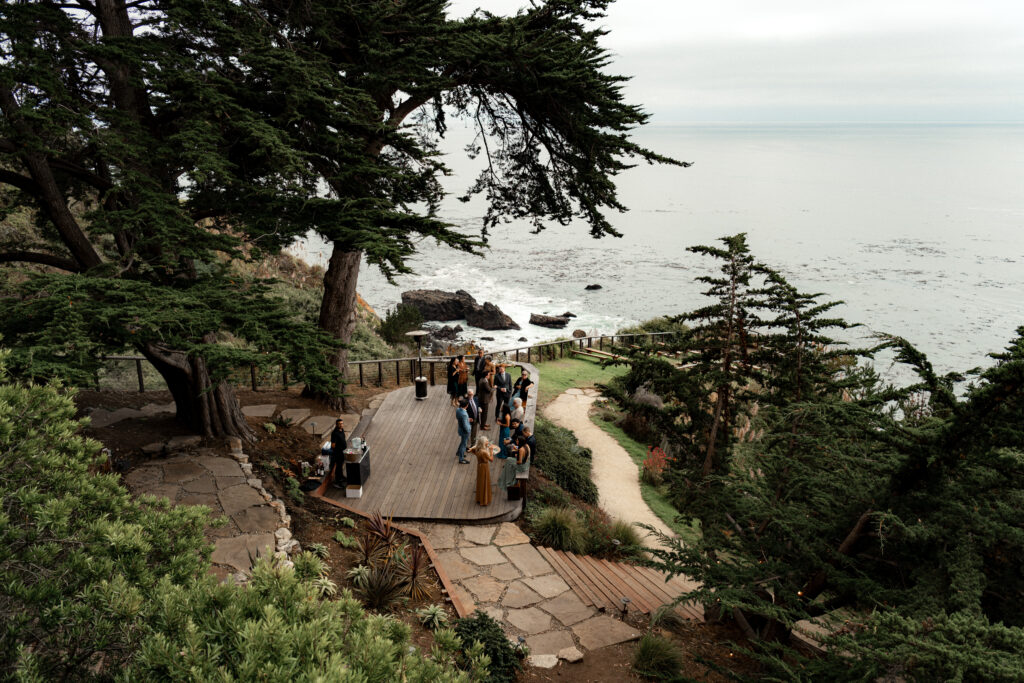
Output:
476 368 493 431
466 388 480 444
329 418 347 489
472 348 487 383
496 400 512 460
469 436 498 506
513 369 534 408
446 357 459 405
493 363 511 420
455 399 471 464
522 424 537 463
456 355 469 398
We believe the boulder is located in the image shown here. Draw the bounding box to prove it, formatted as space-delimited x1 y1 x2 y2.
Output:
561 311 577 318
572 329 587 338
480 336 495 341
530 313 570 328
432 325 459 340
401 289 477 321
402 289 520 330
466 301 521 330
584 283 602 290
518 337 528 342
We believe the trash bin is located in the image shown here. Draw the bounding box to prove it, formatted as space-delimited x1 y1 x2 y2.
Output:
414 376 428 400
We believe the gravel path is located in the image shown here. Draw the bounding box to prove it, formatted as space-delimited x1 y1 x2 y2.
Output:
542 388 675 545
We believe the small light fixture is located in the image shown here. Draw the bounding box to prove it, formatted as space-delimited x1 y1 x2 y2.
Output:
612 539 621 547
620 596 631 615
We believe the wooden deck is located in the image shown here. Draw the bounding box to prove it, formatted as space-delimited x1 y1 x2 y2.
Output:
323 364 538 522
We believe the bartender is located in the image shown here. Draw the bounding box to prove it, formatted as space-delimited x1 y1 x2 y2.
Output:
329 418 347 488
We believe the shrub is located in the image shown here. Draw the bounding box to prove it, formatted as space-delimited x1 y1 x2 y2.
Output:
532 507 586 553
641 446 668 487
334 531 359 549
414 604 449 630
454 611 522 682
649 605 687 633
308 542 330 559
378 303 424 345
314 576 339 598
284 475 304 505
355 566 407 610
339 516 357 528
347 565 370 589
291 551 327 581
631 633 684 680
397 544 430 600
533 417 599 504
609 519 643 551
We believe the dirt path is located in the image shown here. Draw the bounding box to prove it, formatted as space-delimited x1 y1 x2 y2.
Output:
542 388 674 545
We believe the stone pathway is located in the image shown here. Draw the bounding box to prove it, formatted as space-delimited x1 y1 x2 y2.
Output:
543 387 675 545
408 522 642 668
124 442 297 582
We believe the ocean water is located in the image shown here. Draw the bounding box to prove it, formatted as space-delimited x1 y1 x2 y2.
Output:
293 123 1024 379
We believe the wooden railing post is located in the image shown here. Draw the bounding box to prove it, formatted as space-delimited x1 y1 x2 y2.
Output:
250 364 258 391
395 360 401 386
136 359 145 393
377 361 383 387
527 346 531 363
359 363 364 387
429 361 435 385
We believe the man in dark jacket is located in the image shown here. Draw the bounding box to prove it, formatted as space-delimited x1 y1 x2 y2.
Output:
493 363 512 420
472 348 487 383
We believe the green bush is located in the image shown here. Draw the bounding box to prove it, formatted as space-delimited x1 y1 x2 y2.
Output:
616 316 689 336
609 519 643 550
631 633 684 680
378 303 424 346
0 353 476 681
531 507 586 553
533 417 599 504
349 319 401 361
454 610 522 683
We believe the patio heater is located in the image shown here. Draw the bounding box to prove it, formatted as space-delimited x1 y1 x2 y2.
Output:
405 329 429 400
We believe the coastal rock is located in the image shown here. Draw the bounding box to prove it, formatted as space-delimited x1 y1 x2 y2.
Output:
530 313 570 328
518 337 528 342
584 283 602 290
561 311 577 318
402 289 476 321
480 336 495 341
402 289 520 330
572 329 587 338
467 301 521 330
432 325 459 340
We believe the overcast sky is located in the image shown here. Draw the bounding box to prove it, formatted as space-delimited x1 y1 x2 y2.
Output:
449 0 1024 122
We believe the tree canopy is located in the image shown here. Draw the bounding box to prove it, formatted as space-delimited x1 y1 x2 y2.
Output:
604 235 1024 680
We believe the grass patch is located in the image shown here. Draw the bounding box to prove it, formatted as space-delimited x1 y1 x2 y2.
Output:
591 417 700 545
533 356 628 406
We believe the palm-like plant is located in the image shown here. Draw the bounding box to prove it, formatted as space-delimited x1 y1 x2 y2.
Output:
356 566 407 610
397 544 430 601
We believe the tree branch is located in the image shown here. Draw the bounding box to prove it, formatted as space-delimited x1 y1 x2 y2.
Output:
0 250 82 272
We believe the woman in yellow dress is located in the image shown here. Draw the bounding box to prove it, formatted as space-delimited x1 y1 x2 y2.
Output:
469 436 498 506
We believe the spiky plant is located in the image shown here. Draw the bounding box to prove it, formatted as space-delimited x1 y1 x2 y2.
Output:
347 565 370 589
356 531 386 566
365 511 400 547
292 552 326 581
308 542 330 559
397 544 430 601
355 566 408 610
650 605 688 633
413 604 449 630
314 576 338 598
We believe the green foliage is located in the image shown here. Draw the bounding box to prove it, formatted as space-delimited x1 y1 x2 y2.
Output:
308 542 330 560
414 604 450 631
284 476 304 505
533 417 599 504
333 531 358 549
291 552 327 582
347 565 370 590
0 352 471 680
263 422 277 434
631 633 684 681
355 566 407 611
609 520 643 551
531 507 587 553
617 316 690 336
0 356 209 678
349 320 404 361
339 516 357 528
454 611 522 683
379 304 425 346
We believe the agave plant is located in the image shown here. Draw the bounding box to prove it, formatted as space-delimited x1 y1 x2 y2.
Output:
355 565 408 610
397 544 430 601
339 516 356 529
347 564 370 589
314 576 339 598
413 604 448 630
308 542 330 559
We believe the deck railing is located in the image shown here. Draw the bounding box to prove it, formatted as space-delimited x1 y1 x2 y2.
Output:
98 332 674 392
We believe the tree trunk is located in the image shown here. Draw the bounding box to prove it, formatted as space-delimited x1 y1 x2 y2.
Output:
305 244 362 409
143 343 256 443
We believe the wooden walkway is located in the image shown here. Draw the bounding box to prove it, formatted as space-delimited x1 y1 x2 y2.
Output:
537 546 704 622
323 365 538 522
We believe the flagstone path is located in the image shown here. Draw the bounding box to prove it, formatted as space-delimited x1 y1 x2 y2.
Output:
543 387 674 545
406 521 643 666
123 443 297 582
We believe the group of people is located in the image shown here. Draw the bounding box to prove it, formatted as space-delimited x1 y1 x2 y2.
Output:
450 350 536 506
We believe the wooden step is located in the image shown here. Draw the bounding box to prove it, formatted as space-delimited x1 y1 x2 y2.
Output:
595 559 659 613
576 554 641 615
552 549 615 611
537 546 600 609
563 552 624 612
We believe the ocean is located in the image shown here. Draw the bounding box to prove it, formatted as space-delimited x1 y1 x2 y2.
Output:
293 122 1024 380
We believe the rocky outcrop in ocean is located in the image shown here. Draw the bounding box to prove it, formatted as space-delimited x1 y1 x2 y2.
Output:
401 289 520 330
530 313 570 328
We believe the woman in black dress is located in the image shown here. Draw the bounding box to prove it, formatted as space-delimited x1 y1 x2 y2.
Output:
446 356 459 405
